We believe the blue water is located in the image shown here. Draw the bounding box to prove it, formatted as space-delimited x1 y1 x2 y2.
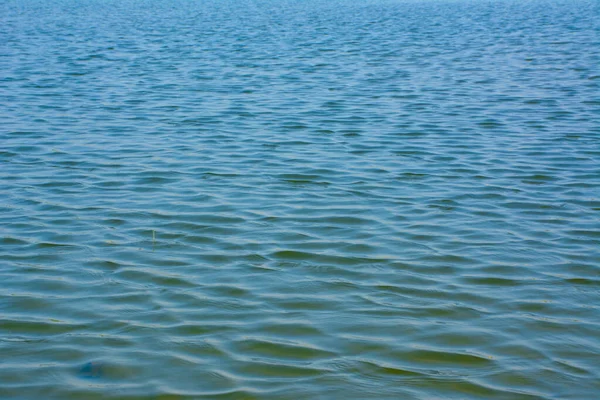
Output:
1 0 599 398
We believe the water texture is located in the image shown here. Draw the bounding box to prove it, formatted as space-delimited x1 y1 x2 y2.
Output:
1 0 599 398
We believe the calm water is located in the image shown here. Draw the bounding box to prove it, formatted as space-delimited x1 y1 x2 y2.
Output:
1 0 599 398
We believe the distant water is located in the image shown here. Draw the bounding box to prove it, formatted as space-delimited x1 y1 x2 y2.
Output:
1 0 599 398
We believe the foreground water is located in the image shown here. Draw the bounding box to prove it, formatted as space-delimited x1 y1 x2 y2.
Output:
1 0 599 398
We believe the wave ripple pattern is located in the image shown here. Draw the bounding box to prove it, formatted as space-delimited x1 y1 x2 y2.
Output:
1 0 599 399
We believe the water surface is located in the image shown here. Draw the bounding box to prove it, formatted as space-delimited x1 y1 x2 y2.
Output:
1 0 599 398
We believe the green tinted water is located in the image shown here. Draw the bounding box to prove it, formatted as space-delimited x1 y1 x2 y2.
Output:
1 0 599 398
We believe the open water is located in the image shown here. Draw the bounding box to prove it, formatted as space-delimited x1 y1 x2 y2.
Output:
1 0 599 398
